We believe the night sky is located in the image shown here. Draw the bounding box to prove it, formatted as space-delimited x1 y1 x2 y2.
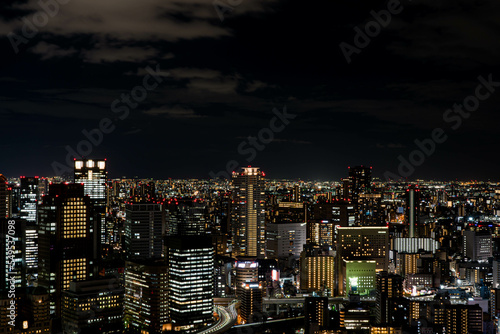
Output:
1 0 499 180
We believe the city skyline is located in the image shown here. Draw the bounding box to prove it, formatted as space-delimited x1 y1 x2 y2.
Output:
2 162 500 333
2 0 500 333
3 161 500 182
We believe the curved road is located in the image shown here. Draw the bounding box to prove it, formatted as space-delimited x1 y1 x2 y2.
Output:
197 301 239 334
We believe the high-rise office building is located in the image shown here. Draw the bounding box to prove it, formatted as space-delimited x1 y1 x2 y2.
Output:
445 304 483 334
19 176 39 223
231 167 266 259
490 288 500 319
393 237 440 254
167 236 215 332
266 222 306 258
215 191 231 236
74 159 107 203
62 278 124 334
343 166 372 203
358 193 385 226
38 183 98 317
10 182 20 216
463 230 492 261
19 176 40 283
304 296 329 334
215 260 233 298
269 201 307 224
376 272 404 325
235 257 259 297
307 220 335 247
124 202 163 259
336 226 389 268
336 226 389 295
124 259 169 333
345 260 376 296
310 201 355 226
25 222 38 285
307 202 356 246
340 302 371 331
300 244 335 295
74 159 108 246
240 282 263 324
165 198 207 236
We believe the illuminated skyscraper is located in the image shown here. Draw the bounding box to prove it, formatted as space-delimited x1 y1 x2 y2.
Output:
266 222 306 258
358 193 385 226
25 221 38 284
304 297 329 334
20 176 40 282
231 167 266 259
307 201 355 247
240 282 263 324
490 288 500 318
168 236 215 331
20 176 39 223
445 304 483 334
340 302 370 331
124 202 163 259
336 226 389 295
62 278 124 334
376 271 404 325
300 244 335 295
74 159 108 245
345 260 376 296
235 257 259 297
267 201 307 258
74 159 107 202
463 230 492 261
38 183 98 317
124 259 169 333
310 201 356 226
307 220 335 247
165 198 207 236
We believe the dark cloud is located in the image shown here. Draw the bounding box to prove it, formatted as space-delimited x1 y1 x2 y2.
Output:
1 0 500 180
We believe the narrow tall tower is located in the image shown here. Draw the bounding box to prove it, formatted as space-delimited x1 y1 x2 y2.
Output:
231 167 266 259
19 176 40 283
74 159 107 245
406 186 419 238
20 176 39 223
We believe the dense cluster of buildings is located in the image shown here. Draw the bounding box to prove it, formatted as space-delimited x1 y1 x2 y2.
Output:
1 162 500 333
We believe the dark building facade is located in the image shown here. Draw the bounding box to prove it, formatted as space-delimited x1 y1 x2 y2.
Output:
38 183 98 317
